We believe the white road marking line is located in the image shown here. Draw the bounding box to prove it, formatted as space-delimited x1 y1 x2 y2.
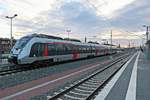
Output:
94 52 137 100
125 52 140 100
1 64 100 100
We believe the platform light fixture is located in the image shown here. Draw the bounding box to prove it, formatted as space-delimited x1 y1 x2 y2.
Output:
5 14 18 49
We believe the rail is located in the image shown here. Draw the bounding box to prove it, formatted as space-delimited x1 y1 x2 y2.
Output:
47 54 131 100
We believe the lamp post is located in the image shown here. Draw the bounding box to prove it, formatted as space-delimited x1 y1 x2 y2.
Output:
0 40 2 63
85 36 87 43
66 29 71 39
5 14 17 49
143 25 150 42
110 30 112 50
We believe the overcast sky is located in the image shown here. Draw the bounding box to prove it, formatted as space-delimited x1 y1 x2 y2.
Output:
0 0 149 47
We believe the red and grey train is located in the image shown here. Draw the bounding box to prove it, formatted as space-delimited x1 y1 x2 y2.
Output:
8 34 117 64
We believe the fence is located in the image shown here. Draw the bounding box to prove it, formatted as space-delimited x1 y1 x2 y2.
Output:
145 40 150 59
0 54 9 64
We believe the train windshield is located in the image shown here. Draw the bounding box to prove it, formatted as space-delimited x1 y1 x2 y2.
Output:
14 36 32 49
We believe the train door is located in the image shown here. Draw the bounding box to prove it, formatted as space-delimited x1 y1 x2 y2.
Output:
72 45 78 59
30 43 44 57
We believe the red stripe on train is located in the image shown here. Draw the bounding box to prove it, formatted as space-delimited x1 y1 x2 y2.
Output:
43 44 48 56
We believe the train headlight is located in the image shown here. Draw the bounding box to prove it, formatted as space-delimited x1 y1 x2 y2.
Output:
16 48 22 54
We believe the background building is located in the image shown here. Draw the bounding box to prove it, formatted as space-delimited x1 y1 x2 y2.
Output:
0 38 16 54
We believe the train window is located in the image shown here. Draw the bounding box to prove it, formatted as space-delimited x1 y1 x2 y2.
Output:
48 44 56 56
38 43 44 56
83 47 86 52
85 47 87 53
83 47 86 53
30 43 38 57
14 36 32 49
69 44 73 53
76 46 79 53
82 46 85 53
57 44 64 52
92 47 96 52
80 47 83 53
30 43 44 57
55 44 65 55
88 47 90 53
79 47 82 53
86 46 89 53
64 44 72 54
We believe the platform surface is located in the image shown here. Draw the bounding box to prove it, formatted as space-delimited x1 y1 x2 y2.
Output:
95 51 150 100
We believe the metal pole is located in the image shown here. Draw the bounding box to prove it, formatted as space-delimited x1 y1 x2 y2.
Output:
10 18 13 49
143 25 150 42
68 31 69 39
146 26 149 42
66 29 71 40
85 36 87 43
0 40 2 63
5 14 17 50
109 30 113 59
110 30 112 50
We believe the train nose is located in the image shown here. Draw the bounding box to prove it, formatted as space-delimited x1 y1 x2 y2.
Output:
8 56 18 64
12 48 21 55
9 48 22 64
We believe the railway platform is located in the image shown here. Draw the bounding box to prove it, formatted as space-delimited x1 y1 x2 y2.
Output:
0 59 13 71
95 51 150 100
0 59 8 64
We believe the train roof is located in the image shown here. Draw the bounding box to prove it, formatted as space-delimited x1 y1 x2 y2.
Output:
21 34 113 49
25 34 63 40
64 38 81 42
88 41 99 44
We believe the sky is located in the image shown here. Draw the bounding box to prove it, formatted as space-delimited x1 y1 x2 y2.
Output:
0 0 149 47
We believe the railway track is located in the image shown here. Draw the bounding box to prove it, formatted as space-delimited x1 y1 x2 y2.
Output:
0 53 126 76
47 54 131 100
0 65 31 76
